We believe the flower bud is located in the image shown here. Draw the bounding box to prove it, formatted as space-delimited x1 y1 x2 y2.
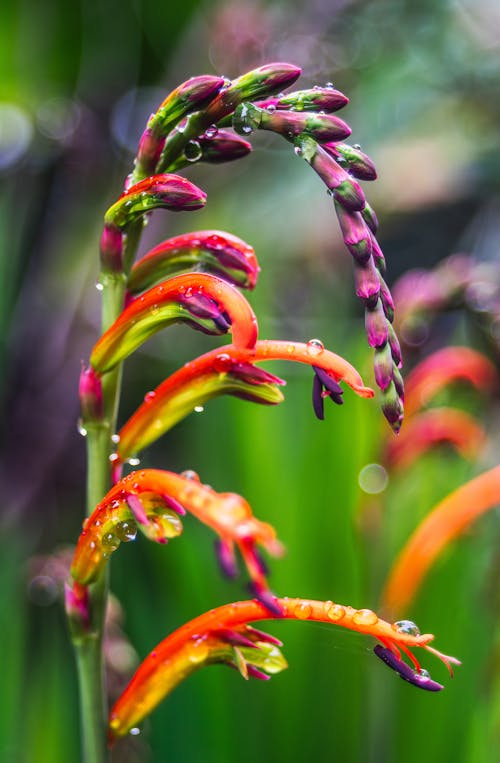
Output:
79 365 103 423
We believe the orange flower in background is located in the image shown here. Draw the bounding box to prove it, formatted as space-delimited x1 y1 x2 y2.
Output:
382 465 500 614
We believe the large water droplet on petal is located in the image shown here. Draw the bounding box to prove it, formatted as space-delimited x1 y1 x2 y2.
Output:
115 520 137 542
102 532 121 551
294 601 312 619
184 140 202 162
393 619 421 637
353 609 378 626
181 469 201 482
306 338 324 356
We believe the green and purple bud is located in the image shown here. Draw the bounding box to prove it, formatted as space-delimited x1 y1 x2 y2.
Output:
256 85 349 114
295 137 365 211
100 224 123 273
373 343 394 391
233 102 351 142
79 365 103 423
353 258 381 303
334 202 372 264
381 380 405 433
325 142 377 181
104 174 207 231
128 230 260 294
361 201 379 233
365 298 389 348
148 75 225 138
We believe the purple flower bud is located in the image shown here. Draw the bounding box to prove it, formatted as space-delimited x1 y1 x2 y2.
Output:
369 232 386 273
231 361 286 387
100 224 123 273
334 203 373 265
136 129 167 176
256 108 352 142
374 645 444 691
381 380 404 433
198 129 252 163
79 365 103 422
379 274 395 322
361 202 379 233
353 258 381 303
245 626 283 647
325 142 377 181
151 75 225 136
388 323 403 367
365 299 389 348
273 86 349 112
392 365 405 401
333 178 366 212
373 344 394 391
215 628 258 649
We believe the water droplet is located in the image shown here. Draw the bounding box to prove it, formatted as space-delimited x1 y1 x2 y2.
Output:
194 405 204 413
204 124 218 139
419 668 430 678
111 433 120 444
393 620 421 637
102 532 120 551
89 541 96 550
184 140 202 162
353 143 362 150
77 420 87 437
176 123 186 134
188 637 209 663
95 281 104 291
323 601 345 622
181 469 200 481
129 727 141 736
266 104 276 113
358 463 388 495
109 452 120 463
294 601 312 619
144 391 156 402
128 456 141 467
306 338 324 356
325 81 334 89
115 520 137 542
213 353 233 372
353 609 378 626
294 146 303 157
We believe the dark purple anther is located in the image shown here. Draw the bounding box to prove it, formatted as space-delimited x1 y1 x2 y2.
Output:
183 294 231 331
312 372 325 420
246 626 283 647
215 538 239 579
374 645 444 691
215 628 258 649
248 582 284 617
313 366 344 402
232 361 286 387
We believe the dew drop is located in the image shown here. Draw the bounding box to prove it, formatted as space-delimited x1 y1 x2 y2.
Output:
353 609 378 626
129 727 141 736
419 668 430 678
194 405 204 413
95 281 104 291
294 145 303 157
266 104 277 113
128 456 141 467
77 420 88 437
294 601 312 619
393 620 421 637
184 140 202 162
115 520 137 542
181 469 200 482
323 601 345 622
353 143 362 150
213 352 233 372
111 433 120 444
188 637 209 663
144 391 156 402
325 81 334 89
102 532 120 551
109 452 120 463
306 338 324 356
204 124 218 139
358 463 388 495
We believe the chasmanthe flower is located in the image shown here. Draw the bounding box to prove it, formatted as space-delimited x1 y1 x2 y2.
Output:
108 597 459 741
382 464 500 613
114 339 374 464
127 230 259 293
90 273 258 374
71 469 283 608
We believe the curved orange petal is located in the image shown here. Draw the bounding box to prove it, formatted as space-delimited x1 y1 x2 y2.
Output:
382 464 500 614
385 407 487 470
404 347 497 417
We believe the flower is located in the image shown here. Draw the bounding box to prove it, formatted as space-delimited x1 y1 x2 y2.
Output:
115 339 373 463
382 464 500 613
108 597 459 741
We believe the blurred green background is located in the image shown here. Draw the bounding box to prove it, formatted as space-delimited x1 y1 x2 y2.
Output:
1 0 499 761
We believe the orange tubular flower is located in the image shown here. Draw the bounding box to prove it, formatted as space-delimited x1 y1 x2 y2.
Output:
90 273 259 374
71 469 283 608
403 346 497 418
115 339 374 464
385 407 487 470
382 464 500 614
108 597 459 741
127 230 260 294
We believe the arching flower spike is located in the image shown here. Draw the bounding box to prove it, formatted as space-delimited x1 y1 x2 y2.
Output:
127 230 260 294
90 273 258 374
114 340 374 464
70 469 284 609
382 464 500 614
108 597 459 741
403 346 497 417
385 407 487 470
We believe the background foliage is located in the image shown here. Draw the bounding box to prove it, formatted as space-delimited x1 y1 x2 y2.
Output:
1 1 499 760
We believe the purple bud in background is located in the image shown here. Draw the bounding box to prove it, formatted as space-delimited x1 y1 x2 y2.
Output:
365 299 389 348
354 258 381 303
334 203 373 265
373 344 394 391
